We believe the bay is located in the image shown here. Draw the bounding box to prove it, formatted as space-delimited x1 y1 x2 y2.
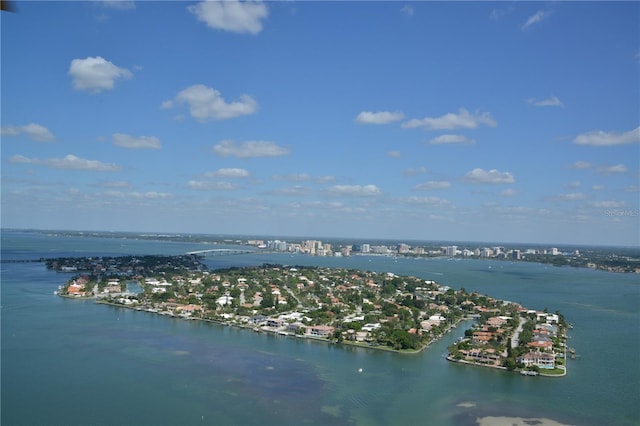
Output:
1 230 639 425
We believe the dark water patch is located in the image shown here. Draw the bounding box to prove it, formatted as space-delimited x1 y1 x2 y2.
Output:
450 398 596 426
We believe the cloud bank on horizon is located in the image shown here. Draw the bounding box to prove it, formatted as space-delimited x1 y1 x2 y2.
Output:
1 1 638 246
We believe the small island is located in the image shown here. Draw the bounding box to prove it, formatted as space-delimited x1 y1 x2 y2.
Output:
50 255 569 374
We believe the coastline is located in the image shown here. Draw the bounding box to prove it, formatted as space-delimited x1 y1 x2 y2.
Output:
93 299 463 355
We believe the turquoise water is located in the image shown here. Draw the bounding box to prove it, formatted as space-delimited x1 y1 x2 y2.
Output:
1 230 639 425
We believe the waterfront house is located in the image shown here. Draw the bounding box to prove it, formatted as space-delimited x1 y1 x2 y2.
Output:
309 325 334 337
249 315 268 325
517 351 555 369
286 322 306 334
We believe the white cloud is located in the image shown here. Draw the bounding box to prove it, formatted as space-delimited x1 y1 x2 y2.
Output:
324 184 381 197
428 134 475 145
553 192 587 201
163 84 258 121
597 164 628 175
387 151 401 158
315 176 336 184
68 56 132 93
573 127 640 146
213 140 290 158
187 180 240 191
10 154 121 171
101 1 135 10
272 173 310 182
404 166 428 176
623 185 639 193
463 168 515 184
203 168 251 178
355 110 405 125
591 185 605 191
402 108 496 130
500 188 518 197
490 7 513 20
113 133 161 149
403 196 453 208
102 180 131 188
567 160 591 169
414 180 451 190
589 200 626 208
401 5 414 17
105 191 172 199
522 10 552 30
527 96 564 107
188 0 268 35
268 186 311 196
1 123 55 142
564 180 581 189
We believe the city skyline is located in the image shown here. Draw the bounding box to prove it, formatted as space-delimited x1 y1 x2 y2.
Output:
2 1 639 246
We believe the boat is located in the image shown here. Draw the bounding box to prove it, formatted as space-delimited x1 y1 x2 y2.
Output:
520 370 539 376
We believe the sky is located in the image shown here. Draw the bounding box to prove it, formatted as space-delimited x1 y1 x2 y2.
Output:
1 1 639 246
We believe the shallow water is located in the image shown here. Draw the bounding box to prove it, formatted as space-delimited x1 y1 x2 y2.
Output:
2 230 639 425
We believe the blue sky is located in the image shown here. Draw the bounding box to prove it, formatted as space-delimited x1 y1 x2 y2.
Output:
2 1 639 246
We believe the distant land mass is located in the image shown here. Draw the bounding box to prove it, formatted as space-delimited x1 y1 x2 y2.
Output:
4 228 639 273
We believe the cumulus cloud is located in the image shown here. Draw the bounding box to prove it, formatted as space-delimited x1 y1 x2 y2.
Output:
324 184 381 197
403 196 452 208
567 160 591 169
268 186 312 196
404 166 428 176
552 192 587 201
187 180 240 191
1 123 55 142
203 168 250 178
591 185 605 191
355 110 405 125
188 0 268 35
387 151 402 158
526 96 563 107
589 200 626 208
10 154 121 171
102 180 131 188
564 180 581 189
401 5 414 16
315 176 336 184
402 108 496 130
414 180 451 190
162 84 258 121
573 127 640 146
68 56 132 93
113 133 161 149
104 191 172 199
596 164 628 175
463 168 515 184
522 9 552 30
272 173 310 182
500 188 518 197
213 140 290 158
100 1 135 10
428 134 475 145
489 7 513 20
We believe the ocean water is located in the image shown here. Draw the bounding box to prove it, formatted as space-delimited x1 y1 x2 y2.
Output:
1 230 639 426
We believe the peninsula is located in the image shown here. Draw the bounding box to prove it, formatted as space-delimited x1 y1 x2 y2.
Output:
51 255 568 374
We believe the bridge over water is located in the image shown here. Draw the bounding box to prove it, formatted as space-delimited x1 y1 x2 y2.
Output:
186 249 257 257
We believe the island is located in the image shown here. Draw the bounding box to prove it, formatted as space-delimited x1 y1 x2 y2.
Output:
49 255 569 375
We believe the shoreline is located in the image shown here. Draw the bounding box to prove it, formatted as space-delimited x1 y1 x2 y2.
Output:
93 299 463 355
